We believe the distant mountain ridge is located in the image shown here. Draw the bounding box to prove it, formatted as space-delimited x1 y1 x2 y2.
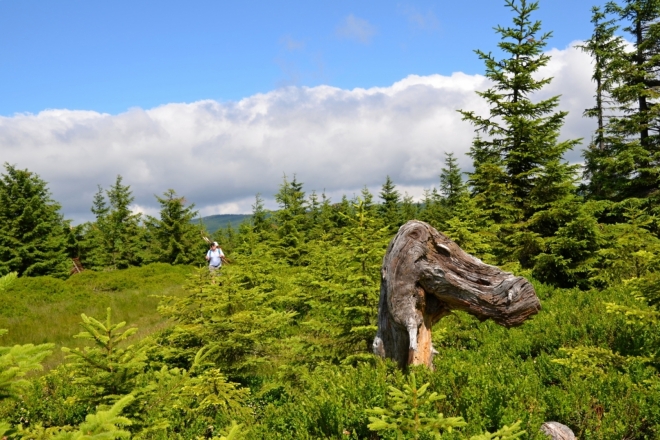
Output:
197 214 251 233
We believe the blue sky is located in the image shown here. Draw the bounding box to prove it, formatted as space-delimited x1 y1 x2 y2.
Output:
0 0 602 220
1 0 595 116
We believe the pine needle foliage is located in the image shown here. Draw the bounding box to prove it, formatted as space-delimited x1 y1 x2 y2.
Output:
469 421 526 440
145 189 204 265
379 176 402 230
439 152 468 210
158 263 298 381
366 373 467 439
0 272 17 293
205 421 246 440
0 163 70 278
83 176 145 270
273 175 308 265
591 198 660 285
62 308 146 405
338 200 389 358
579 7 626 199
50 394 134 440
596 0 660 201
0 329 53 400
459 0 580 219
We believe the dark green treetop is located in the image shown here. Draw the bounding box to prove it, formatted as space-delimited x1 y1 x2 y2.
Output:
439 152 468 210
459 0 580 218
145 189 204 265
83 175 145 270
274 175 308 265
593 0 660 201
0 163 70 277
379 175 401 229
579 6 626 199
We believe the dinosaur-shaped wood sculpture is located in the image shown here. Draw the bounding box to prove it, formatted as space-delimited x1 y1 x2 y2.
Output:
373 220 541 368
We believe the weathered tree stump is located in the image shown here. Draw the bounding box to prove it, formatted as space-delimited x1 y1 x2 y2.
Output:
372 221 541 368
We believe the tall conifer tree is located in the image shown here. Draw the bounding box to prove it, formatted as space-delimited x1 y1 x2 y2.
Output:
594 0 660 201
580 7 624 200
0 164 70 277
339 200 388 357
379 176 401 229
439 152 468 210
274 175 308 265
145 189 203 265
84 175 144 270
459 0 580 220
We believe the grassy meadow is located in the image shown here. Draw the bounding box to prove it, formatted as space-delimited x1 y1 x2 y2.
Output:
1 246 659 438
0 263 192 367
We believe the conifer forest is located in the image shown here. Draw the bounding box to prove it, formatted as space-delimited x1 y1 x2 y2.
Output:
3 0 660 438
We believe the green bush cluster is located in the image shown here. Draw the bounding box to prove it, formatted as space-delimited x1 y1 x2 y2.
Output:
1 230 659 438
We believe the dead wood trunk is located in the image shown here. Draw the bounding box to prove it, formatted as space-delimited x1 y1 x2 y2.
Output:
373 221 541 369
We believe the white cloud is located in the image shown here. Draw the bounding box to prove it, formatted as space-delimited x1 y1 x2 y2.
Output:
534 41 597 163
130 204 159 218
336 14 377 44
0 43 596 223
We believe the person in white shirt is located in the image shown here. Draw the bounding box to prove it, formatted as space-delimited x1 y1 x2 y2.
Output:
205 242 225 273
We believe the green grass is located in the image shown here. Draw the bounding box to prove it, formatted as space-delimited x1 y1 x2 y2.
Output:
0 263 193 368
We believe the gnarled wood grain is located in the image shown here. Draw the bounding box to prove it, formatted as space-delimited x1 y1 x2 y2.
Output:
540 422 576 440
373 220 541 368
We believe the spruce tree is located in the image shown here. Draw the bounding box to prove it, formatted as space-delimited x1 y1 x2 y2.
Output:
368 374 525 439
580 7 625 199
106 175 144 268
592 198 660 284
367 373 467 438
459 0 580 219
223 222 239 253
250 193 272 240
159 264 297 381
592 0 660 201
339 200 388 357
458 0 586 277
439 152 468 210
0 164 70 277
61 308 146 405
307 190 322 231
145 189 203 265
84 175 144 270
360 186 375 213
379 175 401 229
418 188 444 230
274 175 308 265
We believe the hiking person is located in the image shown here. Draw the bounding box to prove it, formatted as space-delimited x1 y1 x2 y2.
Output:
206 241 225 273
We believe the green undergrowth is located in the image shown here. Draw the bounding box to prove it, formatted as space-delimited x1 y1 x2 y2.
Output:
1 263 659 438
240 280 660 439
0 263 192 367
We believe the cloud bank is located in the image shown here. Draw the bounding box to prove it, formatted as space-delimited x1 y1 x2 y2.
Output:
0 42 595 223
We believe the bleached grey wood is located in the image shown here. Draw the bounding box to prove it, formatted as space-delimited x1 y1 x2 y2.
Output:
540 422 576 440
373 220 541 368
